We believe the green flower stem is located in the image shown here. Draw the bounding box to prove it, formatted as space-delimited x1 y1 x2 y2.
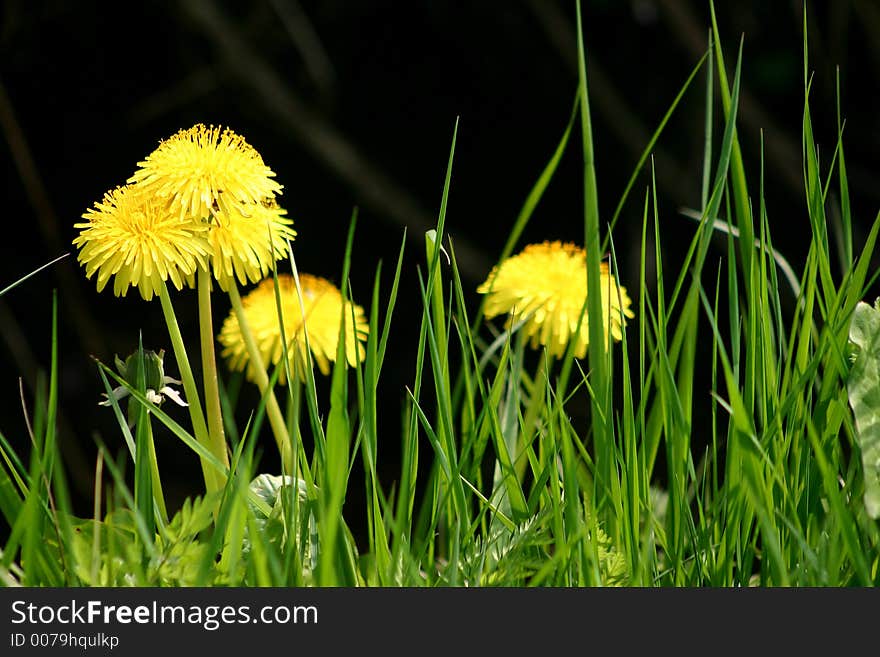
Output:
158 282 225 495
227 283 293 472
198 269 231 478
514 340 547 486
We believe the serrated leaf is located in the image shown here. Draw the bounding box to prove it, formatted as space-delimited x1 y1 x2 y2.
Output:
160 494 218 544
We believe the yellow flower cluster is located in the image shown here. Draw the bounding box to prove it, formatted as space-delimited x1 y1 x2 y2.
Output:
74 123 366 382
478 241 634 357
73 123 296 298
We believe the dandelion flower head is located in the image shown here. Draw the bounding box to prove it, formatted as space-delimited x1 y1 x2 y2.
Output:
477 241 634 357
128 123 283 221
218 273 369 384
208 198 297 291
73 184 210 301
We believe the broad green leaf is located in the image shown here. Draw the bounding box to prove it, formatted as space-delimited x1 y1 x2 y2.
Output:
249 473 309 511
847 299 880 518
247 474 316 577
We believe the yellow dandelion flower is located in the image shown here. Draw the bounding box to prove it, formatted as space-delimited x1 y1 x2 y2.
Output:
207 198 297 290
477 241 634 357
128 123 283 221
73 184 210 301
218 274 369 384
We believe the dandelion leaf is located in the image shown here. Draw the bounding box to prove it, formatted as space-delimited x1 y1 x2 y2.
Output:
847 299 880 518
246 474 317 575
249 473 308 510
152 495 218 585
160 494 216 544
65 500 223 586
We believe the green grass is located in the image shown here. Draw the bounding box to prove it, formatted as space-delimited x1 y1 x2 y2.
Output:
1 1 879 587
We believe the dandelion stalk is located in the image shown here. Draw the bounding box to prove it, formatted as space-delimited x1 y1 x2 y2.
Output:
197 268 230 478
516 345 551 484
227 282 294 472
158 281 225 494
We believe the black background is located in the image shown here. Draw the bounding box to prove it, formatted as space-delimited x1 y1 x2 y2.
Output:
1 1 878 546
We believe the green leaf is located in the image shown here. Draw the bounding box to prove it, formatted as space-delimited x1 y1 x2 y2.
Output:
846 299 880 518
151 495 219 585
246 474 316 578
249 473 309 511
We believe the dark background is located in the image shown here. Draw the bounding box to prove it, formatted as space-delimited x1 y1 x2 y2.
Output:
1 1 879 540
